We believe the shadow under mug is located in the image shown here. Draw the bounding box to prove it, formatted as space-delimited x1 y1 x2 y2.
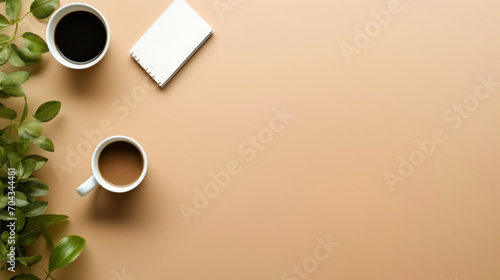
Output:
46 3 110 69
77 136 147 196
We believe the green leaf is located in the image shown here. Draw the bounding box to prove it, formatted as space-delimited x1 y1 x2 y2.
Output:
1 83 24 96
16 157 24 175
0 14 11 30
0 196 7 208
17 140 30 156
20 97 28 123
7 151 22 167
15 191 27 199
16 46 42 65
19 176 39 183
34 101 61 122
0 146 7 166
0 104 17 119
0 210 11 219
21 179 49 197
6 0 21 20
17 208 26 230
23 155 48 170
0 208 26 230
0 167 7 177
0 240 7 261
1 230 8 241
25 214 68 231
23 201 48 217
0 70 29 95
17 254 42 267
20 215 67 246
18 229 41 246
22 32 49 54
42 230 54 249
0 45 10 66
0 34 10 42
34 136 54 152
10 274 41 280
18 121 41 138
9 44 26 67
30 0 59 19
14 191 29 207
14 198 29 207
23 255 43 266
21 158 36 178
0 132 15 144
49 235 85 272
1 71 30 85
0 241 6 262
0 71 6 83
19 131 34 144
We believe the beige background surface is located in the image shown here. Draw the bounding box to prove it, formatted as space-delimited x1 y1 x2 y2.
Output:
2 0 500 279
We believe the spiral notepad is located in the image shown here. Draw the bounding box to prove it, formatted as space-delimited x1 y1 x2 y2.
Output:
129 0 213 88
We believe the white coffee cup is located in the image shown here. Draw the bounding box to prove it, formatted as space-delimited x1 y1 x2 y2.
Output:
77 136 147 196
46 3 110 69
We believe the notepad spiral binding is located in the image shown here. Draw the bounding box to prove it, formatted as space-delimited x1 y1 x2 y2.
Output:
130 52 161 86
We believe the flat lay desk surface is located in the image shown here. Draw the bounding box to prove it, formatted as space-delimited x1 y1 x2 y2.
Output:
2 0 500 279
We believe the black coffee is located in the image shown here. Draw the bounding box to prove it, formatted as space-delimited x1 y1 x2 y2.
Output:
54 11 107 63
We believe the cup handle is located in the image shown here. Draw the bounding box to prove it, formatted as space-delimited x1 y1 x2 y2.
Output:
77 176 99 196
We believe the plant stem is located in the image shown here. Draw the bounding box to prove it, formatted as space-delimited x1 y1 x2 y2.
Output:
3 122 18 130
42 231 54 249
3 12 32 45
1 12 29 45
37 263 55 280
2 34 21 44
19 11 32 22
13 23 19 39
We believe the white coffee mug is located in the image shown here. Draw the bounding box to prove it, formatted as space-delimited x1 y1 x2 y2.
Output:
46 3 110 69
77 136 147 196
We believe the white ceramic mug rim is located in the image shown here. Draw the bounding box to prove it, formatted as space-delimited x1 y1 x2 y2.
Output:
46 3 110 69
91 136 147 193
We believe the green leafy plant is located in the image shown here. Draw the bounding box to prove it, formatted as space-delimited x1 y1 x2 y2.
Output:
0 0 60 66
0 71 85 279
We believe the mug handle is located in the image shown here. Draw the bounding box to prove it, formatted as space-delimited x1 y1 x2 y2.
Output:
77 176 99 196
